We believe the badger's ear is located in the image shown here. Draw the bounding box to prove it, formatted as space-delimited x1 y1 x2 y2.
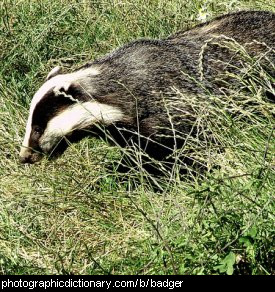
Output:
46 66 62 80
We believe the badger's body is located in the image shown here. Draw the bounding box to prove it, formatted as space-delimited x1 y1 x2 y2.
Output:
19 11 275 164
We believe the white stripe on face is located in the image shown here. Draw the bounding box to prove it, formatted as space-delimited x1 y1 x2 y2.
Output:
39 101 124 152
20 66 100 157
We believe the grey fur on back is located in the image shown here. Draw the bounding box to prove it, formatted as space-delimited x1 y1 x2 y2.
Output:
72 11 274 161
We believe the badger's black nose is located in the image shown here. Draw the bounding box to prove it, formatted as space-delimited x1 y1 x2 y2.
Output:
19 150 43 164
19 155 33 164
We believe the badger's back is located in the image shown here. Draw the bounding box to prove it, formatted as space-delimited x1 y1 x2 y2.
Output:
88 11 274 159
167 10 275 45
85 11 274 126
89 10 274 96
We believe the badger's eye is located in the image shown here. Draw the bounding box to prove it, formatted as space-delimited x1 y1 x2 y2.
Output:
33 126 43 135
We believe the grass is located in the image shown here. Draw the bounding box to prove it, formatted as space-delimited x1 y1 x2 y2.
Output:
0 0 274 275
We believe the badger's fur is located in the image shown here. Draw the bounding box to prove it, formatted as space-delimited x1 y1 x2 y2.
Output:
19 11 274 165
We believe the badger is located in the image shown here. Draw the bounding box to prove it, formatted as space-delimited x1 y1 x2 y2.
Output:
19 10 274 166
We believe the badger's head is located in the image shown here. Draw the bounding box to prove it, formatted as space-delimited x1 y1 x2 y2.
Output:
19 66 123 164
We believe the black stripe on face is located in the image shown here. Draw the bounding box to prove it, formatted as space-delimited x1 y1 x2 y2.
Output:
32 90 75 131
29 90 75 152
32 82 91 131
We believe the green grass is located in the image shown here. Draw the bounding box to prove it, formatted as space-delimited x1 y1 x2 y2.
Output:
0 0 274 275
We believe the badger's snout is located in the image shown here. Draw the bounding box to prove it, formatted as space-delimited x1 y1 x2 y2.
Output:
19 148 42 164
